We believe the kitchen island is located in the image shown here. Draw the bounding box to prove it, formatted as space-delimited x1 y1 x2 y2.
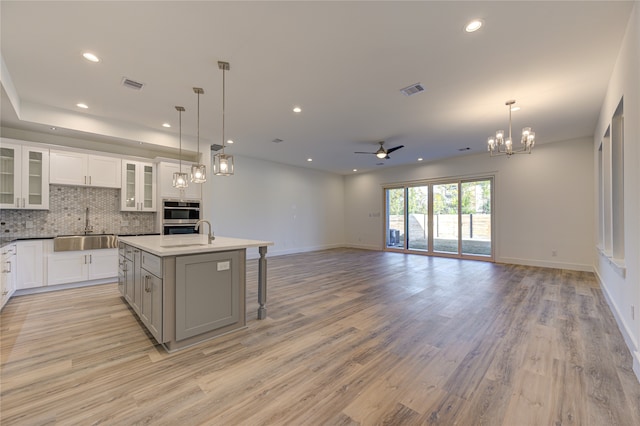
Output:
117 234 273 351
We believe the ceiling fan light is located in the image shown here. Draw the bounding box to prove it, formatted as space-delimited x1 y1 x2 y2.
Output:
376 152 387 159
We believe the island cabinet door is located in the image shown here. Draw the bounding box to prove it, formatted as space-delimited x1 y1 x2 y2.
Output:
124 257 135 305
175 251 241 341
140 271 163 343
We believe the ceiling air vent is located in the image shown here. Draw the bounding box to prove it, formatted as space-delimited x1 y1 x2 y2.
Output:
272 138 283 143
211 144 224 152
400 83 424 96
121 77 144 91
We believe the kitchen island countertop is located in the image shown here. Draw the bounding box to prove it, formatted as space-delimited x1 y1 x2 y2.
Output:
117 234 273 257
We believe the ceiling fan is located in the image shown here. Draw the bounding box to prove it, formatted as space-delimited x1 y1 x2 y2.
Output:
355 141 405 159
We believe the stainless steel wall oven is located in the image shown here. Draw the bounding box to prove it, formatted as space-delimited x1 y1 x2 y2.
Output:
162 199 201 235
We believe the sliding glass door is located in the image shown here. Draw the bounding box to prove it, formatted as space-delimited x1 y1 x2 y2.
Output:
433 183 459 254
384 177 493 260
461 179 492 256
408 186 429 251
386 188 405 248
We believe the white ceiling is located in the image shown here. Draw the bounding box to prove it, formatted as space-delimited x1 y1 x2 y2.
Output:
0 1 634 174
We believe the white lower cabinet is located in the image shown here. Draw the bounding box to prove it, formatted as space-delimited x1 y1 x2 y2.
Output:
47 249 118 286
1 244 16 309
16 240 45 289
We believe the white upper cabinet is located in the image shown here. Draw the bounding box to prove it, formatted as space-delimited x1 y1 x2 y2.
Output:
157 161 201 200
121 160 156 211
0 139 50 210
50 150 121 188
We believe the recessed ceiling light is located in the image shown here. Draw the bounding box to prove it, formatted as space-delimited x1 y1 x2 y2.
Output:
162 123 171 128
510 106 521 112
465 19 483 33
76 103 88 109
353 169 358 172
307 158 313 162
82 52 100 63
418 158 423 161
50 127 57 131
293 107 302 113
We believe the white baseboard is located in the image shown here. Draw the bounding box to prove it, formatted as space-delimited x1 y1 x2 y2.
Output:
245 243 345 260
595 269 640 383
14 277 116 296
344 243 380 251
497 256 593 272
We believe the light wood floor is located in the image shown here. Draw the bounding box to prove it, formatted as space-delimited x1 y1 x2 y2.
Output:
2 248 640 425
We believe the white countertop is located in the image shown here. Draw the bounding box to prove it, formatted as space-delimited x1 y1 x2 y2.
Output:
118 234 274 257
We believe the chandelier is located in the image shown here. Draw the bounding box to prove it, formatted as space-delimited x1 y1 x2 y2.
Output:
213 61 234 176
172 106 188 188
487 100 535 156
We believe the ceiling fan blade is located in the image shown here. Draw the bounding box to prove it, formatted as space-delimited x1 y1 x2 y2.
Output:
354 151 376 154
385 145 404 154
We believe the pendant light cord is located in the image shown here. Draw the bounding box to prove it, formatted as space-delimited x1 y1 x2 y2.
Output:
222 67 226 152
196 91 200 155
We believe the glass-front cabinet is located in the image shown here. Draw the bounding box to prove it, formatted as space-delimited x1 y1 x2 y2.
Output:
121 160 156 212
0 139 49 210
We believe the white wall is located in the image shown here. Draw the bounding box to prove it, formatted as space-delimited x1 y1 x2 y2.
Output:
344 136 595 271
201 155 345 259
594 2 640 380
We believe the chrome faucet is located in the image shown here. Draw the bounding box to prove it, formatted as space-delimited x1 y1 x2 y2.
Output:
84 207 94 235
195 220 215 243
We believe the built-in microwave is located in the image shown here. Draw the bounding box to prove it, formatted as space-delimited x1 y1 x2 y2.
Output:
163 224 199 235
162 199 201 223
162 199 201 235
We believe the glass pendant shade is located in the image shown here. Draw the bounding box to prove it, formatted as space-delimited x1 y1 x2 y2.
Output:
190 164 207 183
173 171 189 188
213 152 234 176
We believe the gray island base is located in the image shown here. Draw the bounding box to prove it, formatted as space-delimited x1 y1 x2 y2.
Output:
117 235 274 352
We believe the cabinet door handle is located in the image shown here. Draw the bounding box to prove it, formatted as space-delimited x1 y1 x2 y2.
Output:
144 275 151 293
22 198 25 208
89 176 92 185
84 176 87 185
89 254 92 264
6 261 11 273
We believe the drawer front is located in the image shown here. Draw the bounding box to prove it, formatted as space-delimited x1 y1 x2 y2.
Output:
141 251 162 278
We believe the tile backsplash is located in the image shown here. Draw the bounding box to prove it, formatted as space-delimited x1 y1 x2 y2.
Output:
0 185 156 238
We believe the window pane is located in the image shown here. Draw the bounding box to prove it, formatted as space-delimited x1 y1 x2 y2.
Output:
408 185 428 251
461 180 492 256
386 188 404 248
433 183 458 253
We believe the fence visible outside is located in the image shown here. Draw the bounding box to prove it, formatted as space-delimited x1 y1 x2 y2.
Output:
388 214 491 255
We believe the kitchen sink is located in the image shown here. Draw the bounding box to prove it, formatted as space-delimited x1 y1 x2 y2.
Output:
54 234 118 252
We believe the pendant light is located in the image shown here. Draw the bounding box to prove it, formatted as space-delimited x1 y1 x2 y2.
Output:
190 87 207 183
172 106 189 188
213 61 234 176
